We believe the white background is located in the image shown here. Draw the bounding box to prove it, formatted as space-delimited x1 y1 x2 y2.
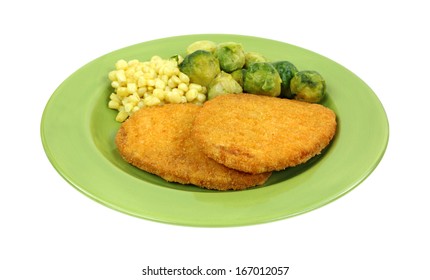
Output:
2 0 429 279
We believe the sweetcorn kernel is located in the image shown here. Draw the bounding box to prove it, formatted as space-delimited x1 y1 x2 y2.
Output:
116 70 126 83
115 111 129 122
152 88 166 101
115 59 128 70
127 83 137 94
185 89 198 102
144 95 161 106
179 72 190 84
196 93 207 103
108 100 120 109
178 83 188 92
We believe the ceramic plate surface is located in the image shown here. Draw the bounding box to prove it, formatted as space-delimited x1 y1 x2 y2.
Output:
41 34 389 227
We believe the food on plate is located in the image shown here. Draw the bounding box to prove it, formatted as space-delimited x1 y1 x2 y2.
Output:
290 70 326 103
192 94 337 174
214 42 246 73
110 39 337 190
107 56 207 122
182 40 328 102
207 72 243 100
230 69 246 88
271 61 298 99
243 62 282 97
179 50 221 88
107 40 330 123
244 51 268 68
115 103 271 190
186 40 217 54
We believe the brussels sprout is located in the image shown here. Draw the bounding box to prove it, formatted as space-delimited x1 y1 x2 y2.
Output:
230 68 246 88
215 42 246 73
244 51 268 68
243 62 282 97
186 40 217 55
290 70 326 103
179 50 221 87
170 54 184 64
207 72 243 100
271 61 298 99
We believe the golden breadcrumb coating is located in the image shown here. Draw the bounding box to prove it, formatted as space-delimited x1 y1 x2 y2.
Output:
192 94 337 174
115 103 271 190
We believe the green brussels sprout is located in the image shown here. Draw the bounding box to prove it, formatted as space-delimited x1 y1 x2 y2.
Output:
179 50 221 87
244 51 268 68
215 42 246 73
230 68 246 88
186 40 217 55
170 54 184 64
207 72 243 100
243 62 282 97
271 61 298 99
290 70 326 103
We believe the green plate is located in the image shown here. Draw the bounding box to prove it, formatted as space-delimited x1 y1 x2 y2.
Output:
41 34 389 227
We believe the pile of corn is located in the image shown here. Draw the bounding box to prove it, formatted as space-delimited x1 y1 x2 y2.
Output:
108 56 207 122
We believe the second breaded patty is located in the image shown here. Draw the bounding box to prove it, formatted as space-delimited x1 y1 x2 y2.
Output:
115 103 271 190
192 94 337 174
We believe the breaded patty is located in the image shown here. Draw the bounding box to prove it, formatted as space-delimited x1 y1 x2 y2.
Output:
115 103 271 190
192 94 337 174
